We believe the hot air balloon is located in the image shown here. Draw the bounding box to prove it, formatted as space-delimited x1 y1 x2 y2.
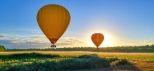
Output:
91 33 104 49
37 4 71 47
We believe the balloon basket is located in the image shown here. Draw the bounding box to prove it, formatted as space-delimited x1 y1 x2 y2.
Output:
50 45 56 49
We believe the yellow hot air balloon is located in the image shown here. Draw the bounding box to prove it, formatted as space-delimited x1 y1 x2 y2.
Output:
91 33 104 49
37 4 71 47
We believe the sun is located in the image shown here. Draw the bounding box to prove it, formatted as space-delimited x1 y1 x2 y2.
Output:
100 35 112 47
88 34 113 47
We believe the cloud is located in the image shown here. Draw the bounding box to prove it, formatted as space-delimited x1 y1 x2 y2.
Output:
0 40 12 44
0 34 49 48
0 34 11 39
139 40 154 45
0 34 85 48
144 40 150 43
57 37 84 45
0 34 7 37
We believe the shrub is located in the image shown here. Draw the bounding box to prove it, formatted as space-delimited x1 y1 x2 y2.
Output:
78 54 98 58
110 59 128 66
0 52 60 60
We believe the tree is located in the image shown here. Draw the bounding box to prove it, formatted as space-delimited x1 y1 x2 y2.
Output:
0 45 6 51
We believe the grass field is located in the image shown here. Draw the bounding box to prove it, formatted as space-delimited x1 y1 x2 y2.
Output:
0 51 154 71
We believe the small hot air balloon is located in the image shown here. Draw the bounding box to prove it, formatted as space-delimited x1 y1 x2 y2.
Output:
37 4 71 47
91 33 104 49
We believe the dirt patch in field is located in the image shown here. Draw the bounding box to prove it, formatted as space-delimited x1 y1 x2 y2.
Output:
96 61 154 71
97 65 141 71
134 61 154 71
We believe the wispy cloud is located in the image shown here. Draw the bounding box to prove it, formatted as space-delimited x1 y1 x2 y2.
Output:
0 40 12 44
0 34 49 45
57 37 84 46
0 34 10 38
144 40 150 43
0 34 85 48
0 34 7 37
139 40 154 45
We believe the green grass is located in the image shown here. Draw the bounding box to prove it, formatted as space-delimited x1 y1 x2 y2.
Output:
1 51 154 63
0 52 130 71
0 51 154 71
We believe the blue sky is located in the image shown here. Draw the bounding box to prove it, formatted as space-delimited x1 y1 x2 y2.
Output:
0 0 154 48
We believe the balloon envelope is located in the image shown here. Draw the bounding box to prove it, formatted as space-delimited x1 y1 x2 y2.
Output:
37 4 71 44
91 33 104 49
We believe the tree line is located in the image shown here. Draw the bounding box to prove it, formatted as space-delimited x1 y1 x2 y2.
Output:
6 45 154 52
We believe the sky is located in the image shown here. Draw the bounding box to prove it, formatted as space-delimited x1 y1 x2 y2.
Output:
0 0 154 49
